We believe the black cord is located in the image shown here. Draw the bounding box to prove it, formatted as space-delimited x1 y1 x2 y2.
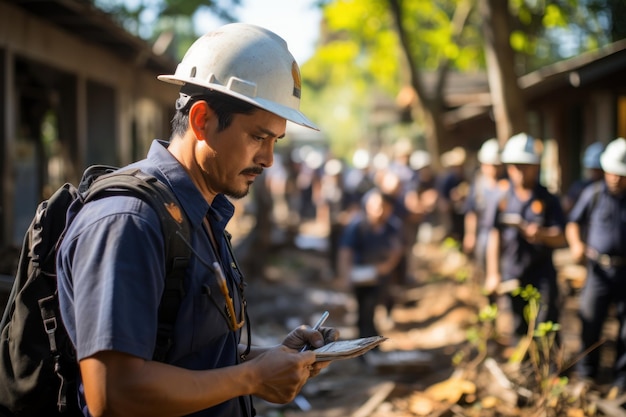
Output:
175 230 248 336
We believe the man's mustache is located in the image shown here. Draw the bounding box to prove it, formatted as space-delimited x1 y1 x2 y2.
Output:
241 167 264 176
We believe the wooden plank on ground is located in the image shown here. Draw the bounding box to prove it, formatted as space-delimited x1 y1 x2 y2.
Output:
351 381 396 417
596 393 626 417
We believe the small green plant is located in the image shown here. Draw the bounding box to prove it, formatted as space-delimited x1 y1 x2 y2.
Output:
453 283 580 415
454 265 471 283
510 284 572 415
455 303 498 369
441 237 460 251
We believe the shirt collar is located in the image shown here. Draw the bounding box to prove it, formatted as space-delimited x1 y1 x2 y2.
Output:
207 194 235 237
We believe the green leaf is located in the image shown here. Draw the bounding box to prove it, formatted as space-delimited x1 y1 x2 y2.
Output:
510 30 528 51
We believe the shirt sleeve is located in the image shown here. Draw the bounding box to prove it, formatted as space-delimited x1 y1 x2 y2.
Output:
463 183 477 214
568 182 602 224
482 191 501 230
568 182 596 224
58 196 166 361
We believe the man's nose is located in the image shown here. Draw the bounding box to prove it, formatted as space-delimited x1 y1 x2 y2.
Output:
256 141 274 168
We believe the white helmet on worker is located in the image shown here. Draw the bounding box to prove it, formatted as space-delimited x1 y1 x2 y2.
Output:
500 133 541 165
352 149 371 169
158 23 317 130
409 150 431 171
600 137 626 176
477 138 501 165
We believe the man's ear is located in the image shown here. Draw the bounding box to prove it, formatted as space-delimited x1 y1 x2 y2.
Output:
188 100 214 141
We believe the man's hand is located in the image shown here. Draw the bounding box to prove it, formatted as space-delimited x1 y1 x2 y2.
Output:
248 346 315 404
282 326 340 378
484 272 501 295
282 326 339 352
566 222 585 263
520 222 541 244
463 233 476 256
570 241 586 263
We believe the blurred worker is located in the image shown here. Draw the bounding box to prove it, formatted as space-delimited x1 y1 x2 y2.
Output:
405 150 439 245
320 157 347 276
566 137 626 393
388 138 416 187
463 138 507 273
484 133 567 342
344 148 376 216
338 188 404 339
377 167 415 314
562 141 605 214
437 147 469 243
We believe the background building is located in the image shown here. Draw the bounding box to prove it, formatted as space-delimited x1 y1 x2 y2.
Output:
0 0 178 251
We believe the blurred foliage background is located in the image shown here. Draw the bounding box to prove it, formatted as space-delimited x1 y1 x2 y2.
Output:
92 0 626 161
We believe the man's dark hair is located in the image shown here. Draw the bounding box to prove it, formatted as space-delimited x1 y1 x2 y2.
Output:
170 89 258 138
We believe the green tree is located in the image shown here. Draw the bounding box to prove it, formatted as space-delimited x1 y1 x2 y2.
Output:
479 0 527 143
301 0 405 157
387 0 477 161
479 0 623 143
303 0 482 161
305 0 622 156
93 0 240 60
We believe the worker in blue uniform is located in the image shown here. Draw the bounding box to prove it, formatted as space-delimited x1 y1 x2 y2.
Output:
562 141 605 214
463 138 507 273
566 137 626 393
484 133 567 342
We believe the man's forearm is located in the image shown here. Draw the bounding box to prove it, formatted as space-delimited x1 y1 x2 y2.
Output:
485 228 500 277
537 226 567 248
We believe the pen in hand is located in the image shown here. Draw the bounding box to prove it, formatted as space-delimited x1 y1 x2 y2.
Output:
299 311 330 353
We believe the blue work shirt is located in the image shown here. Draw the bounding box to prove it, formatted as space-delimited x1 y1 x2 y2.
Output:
464 175 508 232
57 140 251 417
564 177 595 208
569 181 626 256
436 171 464 203
339 213 403 269
485 182 566 282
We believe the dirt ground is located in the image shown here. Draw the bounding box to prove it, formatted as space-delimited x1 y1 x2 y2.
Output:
1 211 619 416
234 219 624 417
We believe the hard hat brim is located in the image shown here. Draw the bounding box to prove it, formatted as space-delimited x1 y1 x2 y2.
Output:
158 76 319 131
501 154 540 165
600 154 626 177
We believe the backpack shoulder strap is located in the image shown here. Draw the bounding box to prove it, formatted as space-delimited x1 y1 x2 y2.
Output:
85 169 191 362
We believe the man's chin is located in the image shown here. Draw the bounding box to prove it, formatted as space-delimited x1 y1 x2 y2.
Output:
225 185 251 200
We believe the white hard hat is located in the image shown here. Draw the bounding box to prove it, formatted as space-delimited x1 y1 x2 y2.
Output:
477 138 501 165
409 150 431 170
372 152 390 171
324 158 343 176
501 133 541 164
600 137 626 176
352 149 371 169
393 138 413 157
304 148 324 170
441 147 466 168
158 23 317 130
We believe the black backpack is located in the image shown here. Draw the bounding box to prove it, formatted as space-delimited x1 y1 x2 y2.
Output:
0 165 191 416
